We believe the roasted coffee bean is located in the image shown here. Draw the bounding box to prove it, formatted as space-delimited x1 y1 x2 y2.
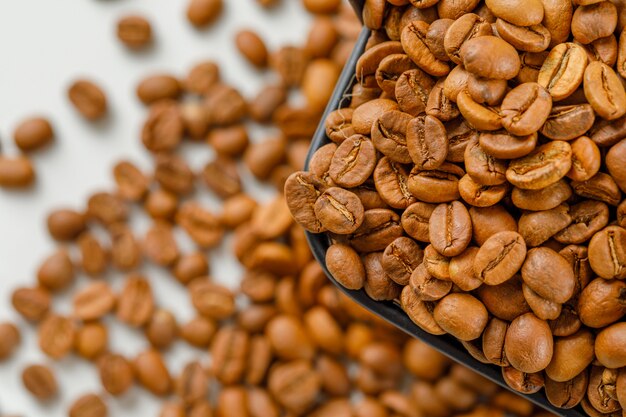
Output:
373 157 415 209
464 138 507 185
348 208 403 253
554 200 609 244
607 138 626 193
584 61 626 120
589 225 626 279
46 209 86 241
401 285 446 335
187 0 223 27
482 317 509 366
325 243 365 290
137 74 181 105
449 247 483 291
68 79 108 120
117 274 154 327
117 15 152 49
541 104 596 141
477 276 531 321
474 231 527 285
401 21 450 76
180 316 216 348
11 286 51 321
545 371 588 409
406 114 448 169
77 232 108 276
428 201 472 257
190 280 235 320
410 263 452 301
443 14 492 64
235 30 268 68
395 69 435 116
375 54 417 97
587 366 621 414
325 108 356 144
271 46 309 88
434 293 489 341
518 204 572 247
408 162 464 203
504 312 553 373
511 179 572 211
268 360 321 415
363 252 403 301
356 41 404 88
571 172 622 206
427 79 461 122
109 223 142 271
572 1 617 44
37 249 74 291
501 82 552 136
456 89 502 131
479 131 537 160
185 60 220 95
460 36 520 80
578 277 626 328
495 19 551 53
69 393 107 417
176 202 224 248
143 221 179 266
595 322 626 368
314 187 364 234
13 116 54 152
0 322 20 361
146 309 178 349
446 119 477 163
538 42 588 101
401 201 436 242
423 243 452 280
545 329 595 381
353 99 399 135
141 102 184 153
135 349 171 396
22 364 57 401
0 156 35 188
73 281 116 321
485 0 544 26
204 83 247 126
522 246 575 303
38 314 75 359
469 205 518 246
566 135 601 182
75 322 107 360
502 366 545 394
371 110 412 163
382 237 423 285
328 135 376 187
443 64 470 101
180 101 209 139
459 174 509 207
467 74 507 106
87 192 128 225
506 141 572 190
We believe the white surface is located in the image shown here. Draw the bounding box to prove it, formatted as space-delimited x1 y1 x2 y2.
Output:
0 1 312 415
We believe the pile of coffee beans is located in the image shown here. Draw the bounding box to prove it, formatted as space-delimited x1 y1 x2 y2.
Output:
286 0 626 414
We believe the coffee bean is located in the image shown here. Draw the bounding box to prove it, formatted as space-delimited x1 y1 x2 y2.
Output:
545 371 588 409
22 364 57 401
143 221 179 266
522 246 575 303
146 309 178 349
187 0 223 27
180 316 216 348
371 110 412 163
0 156 35 188
482 317 509 366
427 79 460 122
352 99 399 135
375 54 417 97
13 116 54 152
428 201 472 257
607 138 626 193
268 360 321 415
68 79 108 120
11 286 50 322
373 157 416 209
0 322 20 361
584 61 626 120
38 314 75 359
348 208 403 253
109 223 142 271
113 160 149 201
73 281 116 321
506 141 572 190
554 200 609 244
77 232 108 277
495 19 551 53
141 102 183 153
461 36 520 80
571 172 622 206
486 0 544 26
401 21 450 76
175 361 208 405
566 135 601 182
443 14 492 64
326 243 366 289
587 366 621 414
456 89 502 131
408 162 464 203
541 104 596 141
305 17 338 58
117 15 152 49
160 403 186 417
190 280 235 320
364 252 403 301
504 312 554 373
423 243 452 280
401 285 446 335
467 74 508 106
135 349 172 396
395 69 434 116
501 82 552 136
46 209 86 241
87 192 128 225
538 43 588 100
176 202 224 248
464 139 507 186
75 322 107 360
137 74 181 105
37 249 74 291
474 231 527 285
314 187 364 234
518 204 572 247
185 61 220 95
69 393 107 417
382 237 423 286
589 225 626 279
511 179 572 211
117 274 154 327
244 135 287 180
204 83 248 125
246 336 273 385
545 329 595 381
448 247 483 291
236 30 268 68
271 46 309 87
434 293 489 341
406 114 448 169
409 263 452 301
572 1 617 45
401 201 436 242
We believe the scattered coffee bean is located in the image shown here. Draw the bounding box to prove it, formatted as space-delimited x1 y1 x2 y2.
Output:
68 79 108 120
13 116 54 152
117 15 153 49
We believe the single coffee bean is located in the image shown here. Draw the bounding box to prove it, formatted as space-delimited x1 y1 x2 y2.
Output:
375 54 417 97
181 101 209 138
495 19 551 53
87 192 128 225
176 202 224 249
268 360 321 415
474 231 527 285
544 329 595 382
352 99 399 135
37 249 74 291
325 243 365 290
364 252 403 301
401 21 450 76
68 79 108 120
427 79 461 121
400 285 446 335
116 274 154 327
429 201 472 257
460 36 520 80
175 361 208 405
464 138 507 185
518 204 572 247
184 60 220 95
246 336 273 386
77 232 107 277
117 15 152 49
382 237 423 285
371 110 412 163
137 74 181 105
512 179 572 211
445 119 477 163
482 317 509 366
0 322 20 360
373 157 416 209
434 293 489 341
522 247 575 304
584 61 626 120
395 69 435 116
109 223 141 271
459 174 509 207
328 135 377 188
578 277 626 328
485 0 544 26
189 279 235 320
69 393 107 417
11 286 51 322
284 171 327 233
477 276 531 321
501 82 552 136
0 156 35 188
607 138 626 193
348 208 403 253
502 366 545 394
401 201 436 242
449 247 484 291
506 141 572 190
180 316 216 348
572 1 617 44
146 309 178 350
589 225 626 279
324 108 356 145
523 283 562 320
135 349 171 396
443 14 492 64
479 131 537 160
469 205 518 246
38 314 75 359
46 209 86 241
587 366 621 414
504 312 554 373
73 281 116 321
423 243 452 280
410 263 452 301
235 30 268 68
304 307 344 355
571 172 622 206
187 0 223 27
467 74 508 106
22 364 57 401
74 322 107 360
314 187 364 234
143 221 179 266
545 372 588 409
443 64 471 101
356 41 405 88
595 322 626 369
566 135 601 182
554 200 609 244
305 17 338 58
13 116 54 152
141 101 184 153
408 162 464 203
406 114 448 169
541 104 596 141
266 314 315 361
538 43 588 101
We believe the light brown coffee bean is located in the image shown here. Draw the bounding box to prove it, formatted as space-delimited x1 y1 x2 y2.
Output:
143 221 179 266
141 102 183 153
75 322 107 360
146 309 178 350
407 114 448 169
456 89 502 131
22 364 58 401
460 36 520 80
522 247 576 303
348 208 403 253
77 232 108 277
434 293 489 341
504 312 554 373
117 15 152 49
382 237 423 286
0 156 35 188
572 1 617 44
474 231 527 285
469 205 518 246
175 361 208 405
268 360 321 415
372 157 416 209
37 249 74 291
87 192 128 225
284 171 327 233
68 79 107 120
506 141 572 190
180 316 216 348
69 393 107 417
541 104 596 141
185 60 220 95
137 74 181 105
571 172 622 206
395 69 435 116
187 0 223 27
449 247 484 291
235 30 268 68
0 322 20 361
589 225 626 279
371 110 412 163
607 138 626 193
401 201 436 242
46 209 86 241
401 285 446 335
189 279 235 320
595 322 626 368
135 350 172 397
428 201 472 257
98 353 135 396
210 327 249 385
443 13 492 64
477 276 531 321
587 366 621 414
423 243 452 280
113 160 149 201
502 366 545 394
73 281 116 321
176 202 224 249
495 19 551 53
578 277 626 328
467 74 508 106
326 243 366 290
408 162 464 203
13 116 54 152
11 286 51 322
464 139 507 185
38 314 75 359
518 204 572 247
545 329 595 381
485 0 544 26
545 372 588 409
410 263 453 301
501 82 552 136
584 61 626 120
401 21 450 77
482 317 509 366
538 43 588 100
266 315 315 360
554 200 609 244
314 187 364 234
271 46 309 88
116 274 154 327
512 179 572 211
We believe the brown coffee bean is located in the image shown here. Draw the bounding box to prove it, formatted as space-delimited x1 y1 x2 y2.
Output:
216 386 248 417
176 202 224 249
401 201 436 242
521 247 575 304
496 20 551 53
325 108 356 144
512 179 572 211
244 135 287 180
305 17 338 58
143 221 179 266
77 232 108 276
469 205 517 246
401 285 446 335
201 157 241 199
210 327 249 384
326 243 365 290
46 209 86 241
180 316 216 348
135 349 171 396
410 263 453 301
572 1 617 44
478 131 536 162
189 280 235 320
187 0 223 27
518 204 572 247
302 59 340 112
175 361 208 405
38 314 75 359
0 322 20 361
523 282 562 320
348 209 403 253
69 393 107 417
146 309 178 350
584 61 626 120
204 83 248 126
482 317 509 366
315 355 350 397
11 286 51 322
375 54 417 97
235 30 268 68
461 36 520 80
565 135 601 182
108 223 141 271
594 322 626 370
303 0 341 13
545 371 588 409
98 354 133 396
474 231 527 285
423 243 452 280
428 201 472 257
303 306 344 355
506 141 572 190
541 104 596 141
116 274 154 327
182 101 209 139
486 0 544 25
142 103 184 152
185 61 220 95
434 293 488 341
607 138 626 194
271 45 309 87
449 247 483 291
373 157 416 209
268 360 321 415
587 366 621 414
13 116 54 152
371 110 412 163
406 114 448 169
395 69 435 116
554 200 609 244
578 277 626 329
87 192 128 225
501 82 552 136
443 14 492 64
117 15 152 49
220 194 257 229
538 43 588 100
504 312 554 373
352 99 399 136
478 276 530 322
382 237 423 286
408 162 464 203
22 364 58 401
427 79 461 122
314 187 364 234
37 249 74 291
73 281 116 321
68 79 107 120
545 329 595 382
571 172 622 206
266 314 315 360
456 89 502 131
401 21 450 76
0 156 35 188
172 252 209 285
465 139 508 186
589 225 626 279
112 160 149 202
75 322 107 360
137 74 181 105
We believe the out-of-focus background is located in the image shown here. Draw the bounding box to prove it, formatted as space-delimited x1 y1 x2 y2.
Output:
0 1 313 415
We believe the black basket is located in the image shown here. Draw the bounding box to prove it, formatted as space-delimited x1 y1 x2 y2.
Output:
303 17 586 417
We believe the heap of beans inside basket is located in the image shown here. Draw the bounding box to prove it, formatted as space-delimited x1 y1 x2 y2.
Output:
286 0 626 414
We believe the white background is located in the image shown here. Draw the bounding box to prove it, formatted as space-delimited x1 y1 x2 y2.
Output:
0 0 314 415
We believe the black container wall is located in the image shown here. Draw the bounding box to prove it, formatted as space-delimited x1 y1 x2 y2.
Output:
303 24 586 417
